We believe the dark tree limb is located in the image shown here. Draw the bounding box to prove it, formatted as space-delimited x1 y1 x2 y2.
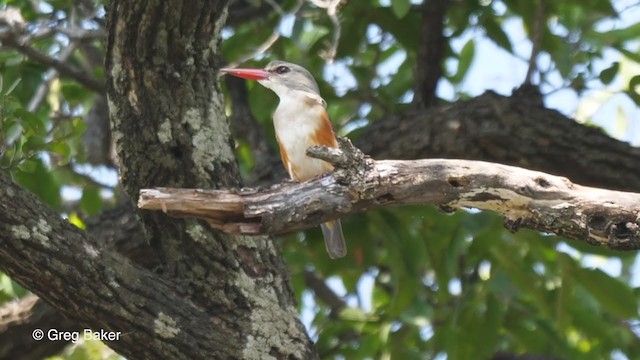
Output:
413 0 450 108
0 172 278 359
525 0 546 84
139 139 640 251
0 203 154 360
304 270 346 314
0 27 105 94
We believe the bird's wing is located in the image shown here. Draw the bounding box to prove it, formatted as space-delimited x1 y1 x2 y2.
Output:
310 109 338 172
277 140 296 177
310 108 338 149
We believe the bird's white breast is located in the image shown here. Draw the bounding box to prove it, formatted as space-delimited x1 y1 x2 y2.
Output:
273 92 332 180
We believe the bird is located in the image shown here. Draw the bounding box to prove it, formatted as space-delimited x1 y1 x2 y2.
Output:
220 61 347 259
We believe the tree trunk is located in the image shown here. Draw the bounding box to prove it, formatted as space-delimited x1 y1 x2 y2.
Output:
104 0 316 358
0 1 316 359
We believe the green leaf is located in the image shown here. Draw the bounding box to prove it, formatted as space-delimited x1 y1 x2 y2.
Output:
574 268 638 318
339 307 373 322
598 62 619 85
0 272 26 300
47 141 72 164
290 16 305 44
626 75 640 105
629 74 640 93
483 17 512 52
13 108 46 135
451 39 475 84
80 186 103 215
21 135 47 152
599 22 640 43
14 159 62 209
52 117 87 141
3 121 23 145
17 158 38 173
619 48 640 63
391 0 412 19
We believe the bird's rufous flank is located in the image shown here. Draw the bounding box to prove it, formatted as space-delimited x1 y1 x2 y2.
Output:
220 61 347 259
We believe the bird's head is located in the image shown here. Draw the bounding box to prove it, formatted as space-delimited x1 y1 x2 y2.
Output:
221 61 321 100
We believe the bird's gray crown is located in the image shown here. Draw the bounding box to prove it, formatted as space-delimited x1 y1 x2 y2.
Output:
263 60 320 96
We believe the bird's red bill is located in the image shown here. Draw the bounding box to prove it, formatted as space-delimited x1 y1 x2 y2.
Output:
220 68 270 80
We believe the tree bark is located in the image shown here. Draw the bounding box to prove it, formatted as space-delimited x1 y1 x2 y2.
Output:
0 172 267 359
103 0 316 358
413 0 450 108
0 203 152 360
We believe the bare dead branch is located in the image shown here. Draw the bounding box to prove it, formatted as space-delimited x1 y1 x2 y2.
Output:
138 141 640 251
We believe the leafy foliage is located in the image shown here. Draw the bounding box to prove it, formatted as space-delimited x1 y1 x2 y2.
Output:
1 0 639 359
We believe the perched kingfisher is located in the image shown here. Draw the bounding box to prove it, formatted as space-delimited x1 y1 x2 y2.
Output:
221 61 347 259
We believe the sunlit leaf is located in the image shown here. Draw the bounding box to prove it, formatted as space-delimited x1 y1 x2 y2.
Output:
482 17 512 53
598 61 619 85
451 39 475 84
68 212 87 230
391 0 411 19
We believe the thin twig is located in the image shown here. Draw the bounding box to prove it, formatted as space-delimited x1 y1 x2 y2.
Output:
27 42 79 112
225 32 281 69
224 0 305 68
57 28 105 40
309 0 344 63
60 163 116 190
304 269 347 312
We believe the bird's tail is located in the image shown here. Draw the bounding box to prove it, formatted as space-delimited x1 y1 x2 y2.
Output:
320 220 347 259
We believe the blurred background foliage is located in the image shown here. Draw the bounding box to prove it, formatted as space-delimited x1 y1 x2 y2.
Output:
1 0 639 359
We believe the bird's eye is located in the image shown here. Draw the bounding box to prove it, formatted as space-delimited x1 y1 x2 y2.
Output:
275 66 290 74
